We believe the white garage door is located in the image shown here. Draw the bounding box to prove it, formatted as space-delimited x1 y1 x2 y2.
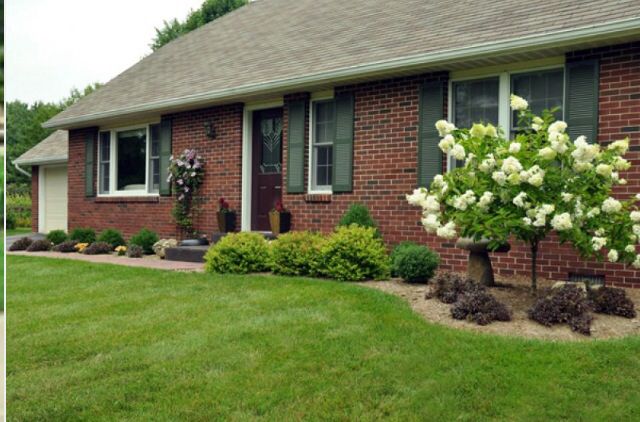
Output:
41 165 68 233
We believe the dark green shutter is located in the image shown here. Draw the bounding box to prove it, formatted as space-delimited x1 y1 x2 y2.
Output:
332 92 355 192
418 81 444 187
159 117 172 196
565 59 599 143
286 100 306 193
84 132 95 197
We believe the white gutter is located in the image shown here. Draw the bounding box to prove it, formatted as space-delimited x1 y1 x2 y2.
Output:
13 161 31 177
13 156 68 168
44 17 640 129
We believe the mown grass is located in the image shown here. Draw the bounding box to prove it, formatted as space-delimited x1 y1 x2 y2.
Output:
7 256 640 421
6 228 30 237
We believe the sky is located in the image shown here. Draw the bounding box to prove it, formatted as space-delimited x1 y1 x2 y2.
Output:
6 0 204 104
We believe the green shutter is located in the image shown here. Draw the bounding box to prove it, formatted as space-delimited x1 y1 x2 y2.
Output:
418 81 444 187
159 117 173 196
332 92 355 192
286 100 306 193
565 59 599 143
84 132 95 197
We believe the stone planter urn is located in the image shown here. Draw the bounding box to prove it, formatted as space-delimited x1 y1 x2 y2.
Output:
455 238 511 286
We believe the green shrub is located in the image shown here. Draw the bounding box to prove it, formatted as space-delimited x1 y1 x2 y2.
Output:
26 239 52 252
271 231 325 277
9 237 33 251
46 230 68 245
83 242 113 255
6 212 16 230
204 232 271 274
69 228 96 244
338 203 379 236
390 241 418 276
127 245 144 258
391 243 439 283
7 193 32 228
129 228 160 254
97 229 126 250
54 240 78 253
321 225 390 281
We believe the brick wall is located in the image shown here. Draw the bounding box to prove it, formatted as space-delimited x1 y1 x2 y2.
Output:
31 165 39 232
66 103 243 238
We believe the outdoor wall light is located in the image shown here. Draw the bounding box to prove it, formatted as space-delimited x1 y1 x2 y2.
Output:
204 121 216 139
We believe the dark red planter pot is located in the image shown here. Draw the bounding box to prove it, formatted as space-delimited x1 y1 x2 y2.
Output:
269 211 291 235
217 211 237 233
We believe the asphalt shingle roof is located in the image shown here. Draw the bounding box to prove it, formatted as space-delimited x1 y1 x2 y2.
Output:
46 0 640 128
14 130 68 165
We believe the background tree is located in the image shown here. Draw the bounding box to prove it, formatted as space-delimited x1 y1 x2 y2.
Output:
150 0 247 51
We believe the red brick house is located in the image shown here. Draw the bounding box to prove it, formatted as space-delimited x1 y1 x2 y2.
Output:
16 0 640 286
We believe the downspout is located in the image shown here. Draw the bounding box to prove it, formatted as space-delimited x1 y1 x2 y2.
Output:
13 161 31 177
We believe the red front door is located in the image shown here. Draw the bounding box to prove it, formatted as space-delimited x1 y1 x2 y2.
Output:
251 108 283 231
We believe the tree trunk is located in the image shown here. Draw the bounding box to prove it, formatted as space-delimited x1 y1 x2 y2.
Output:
530 240 539 292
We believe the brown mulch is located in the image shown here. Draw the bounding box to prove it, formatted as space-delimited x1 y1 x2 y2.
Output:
362 272 640 341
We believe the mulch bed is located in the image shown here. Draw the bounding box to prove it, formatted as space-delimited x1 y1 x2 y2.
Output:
363 272 640 341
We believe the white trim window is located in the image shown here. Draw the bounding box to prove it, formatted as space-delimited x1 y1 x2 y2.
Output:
448 65 565 170
309 99 335 192
98 123 161 196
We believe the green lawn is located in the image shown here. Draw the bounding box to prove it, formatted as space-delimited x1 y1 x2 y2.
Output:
8 256 640 421
6 228 31 237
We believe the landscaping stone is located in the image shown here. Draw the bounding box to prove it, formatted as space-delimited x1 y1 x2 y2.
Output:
152 239 178 259
456 238 511 286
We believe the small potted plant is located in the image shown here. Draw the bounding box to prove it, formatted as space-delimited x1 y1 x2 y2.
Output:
217 197 237 233
269 200 291 235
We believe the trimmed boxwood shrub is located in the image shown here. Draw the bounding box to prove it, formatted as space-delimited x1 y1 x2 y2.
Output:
588 287 636 319
528 285 593 335
270 231 325 277
46 230 68 245
204 232 271 274
129 228 159 254
54 240 78 253
338 203 380 237
127 245 144 258
451 289 511 325
26 239 52 252
69 228 96 244
83 242 113 255
391 243 439 283
97 229 126 250
9 237 33 251
320 225 389 281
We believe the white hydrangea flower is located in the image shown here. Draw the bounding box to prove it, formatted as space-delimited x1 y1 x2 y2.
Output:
470 124 487 138
501 156 523 175
635 194 640 201
510 94 528 111
573 162 593 172
508 172 522 185
631 211 640 223
601 197 622 214
478 192 494 210
513 192 528 208
633 255 640 269
451 144 466 160
595 228 606 237
548 121 568 134
613 157 631 171
492 171 507 186
406 188 427 207
523 217 533 226
586 207 600 218
478 154 496 173
561 193 574 203
572 136 600 163
634 225 640 238
625 245 636 253
509 143 521 154
421 214 441 233
424 195 441 213
592 237 607 251
531 116 544 132
436 221 457 239
596 164 613 178
608 249 619 263
551 213 573 231
608 139 629 155
485 124 498 138
435 120 456 137
453 190 477 211
538 147 557 160
438 135 455 153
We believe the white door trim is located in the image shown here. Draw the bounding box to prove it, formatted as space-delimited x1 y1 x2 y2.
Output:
241 100 284 231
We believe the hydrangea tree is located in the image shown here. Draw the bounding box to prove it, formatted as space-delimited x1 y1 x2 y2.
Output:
407 95 640 290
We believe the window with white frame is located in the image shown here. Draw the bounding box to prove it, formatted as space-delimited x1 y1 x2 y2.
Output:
310 99 335 191
448 66 564 170
98 124 161 195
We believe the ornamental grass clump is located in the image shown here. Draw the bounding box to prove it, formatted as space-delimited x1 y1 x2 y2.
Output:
407 95 640 290
528 285 593 335
588 286 636 319
270 231 325 277
204 232 271 274
320 225 389 281
9 237 33 251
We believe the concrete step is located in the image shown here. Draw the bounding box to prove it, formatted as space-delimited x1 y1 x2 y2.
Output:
165 231 277 263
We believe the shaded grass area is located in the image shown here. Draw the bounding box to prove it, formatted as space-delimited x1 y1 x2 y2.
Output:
6 228 31 237
8 256 640 420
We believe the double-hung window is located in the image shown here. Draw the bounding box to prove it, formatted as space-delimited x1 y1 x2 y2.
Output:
310 100 335 192
448 65 565 170
98 123 161 195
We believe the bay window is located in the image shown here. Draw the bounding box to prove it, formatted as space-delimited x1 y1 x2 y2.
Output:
97 123 161 195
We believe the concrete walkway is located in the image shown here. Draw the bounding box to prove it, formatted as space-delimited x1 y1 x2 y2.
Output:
6 232 44 248
8 251 204 272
